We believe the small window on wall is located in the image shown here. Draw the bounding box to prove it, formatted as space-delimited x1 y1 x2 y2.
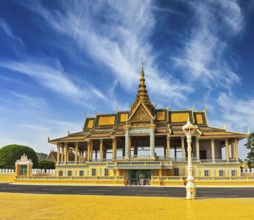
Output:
92 168 96 176
79 170 84 176
104 169 109 176
174 168 179 176
68 170 72 176
204 170 209 176
59 171 63 176
219 170 224 176
231 170 236 176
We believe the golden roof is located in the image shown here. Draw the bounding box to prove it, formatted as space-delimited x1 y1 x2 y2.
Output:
131 64 155 115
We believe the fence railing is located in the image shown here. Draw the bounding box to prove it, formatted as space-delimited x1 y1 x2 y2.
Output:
31 169 55 175
241 168 254 173
0 169 15 173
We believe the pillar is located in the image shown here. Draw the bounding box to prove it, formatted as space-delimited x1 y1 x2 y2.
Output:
164 146 166 157
100 140 103 161
90 140 93 161
103 147 107 159
75 142 78 164
61 146 64 162
225 139 229 162
235 139 239 161
181 137 185 160
57 144 60 165
128 137 131 158
231 141 235 159
166 136 170 159
134 146 138 157
150 124 156 158
112 138 117 159
196 137 200 160
124 125 130 159
64 143 68 164
87 141 91 161
211 139 215 162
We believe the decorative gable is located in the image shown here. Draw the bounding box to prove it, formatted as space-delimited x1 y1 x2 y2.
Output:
129 102 154 122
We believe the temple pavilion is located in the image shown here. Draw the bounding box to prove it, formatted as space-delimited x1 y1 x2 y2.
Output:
49 66 249 185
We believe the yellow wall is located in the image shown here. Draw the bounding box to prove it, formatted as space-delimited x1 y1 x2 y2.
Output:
0 174 15 183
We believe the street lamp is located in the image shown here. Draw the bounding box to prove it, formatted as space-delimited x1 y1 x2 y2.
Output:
182 119 197 199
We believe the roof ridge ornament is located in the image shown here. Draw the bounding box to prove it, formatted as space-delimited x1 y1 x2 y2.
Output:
130 63 155 114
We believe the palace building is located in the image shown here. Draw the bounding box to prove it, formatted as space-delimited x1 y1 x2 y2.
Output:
49 66 249 186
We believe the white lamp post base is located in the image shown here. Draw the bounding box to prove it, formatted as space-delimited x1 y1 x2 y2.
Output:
186 181 196 199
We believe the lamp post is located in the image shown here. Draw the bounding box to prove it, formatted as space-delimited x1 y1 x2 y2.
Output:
182 119 197 199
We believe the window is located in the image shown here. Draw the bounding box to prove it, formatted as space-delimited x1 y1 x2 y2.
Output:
231 170 236 176
104 169 109 176
68 170 72 176
79 170 84 176
92 168 96 176
204 170 209 176
174 168 179 176
58 170 63 176
219 170 224 176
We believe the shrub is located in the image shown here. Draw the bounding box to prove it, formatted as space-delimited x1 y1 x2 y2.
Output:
0 144 39 169
38 160 55 169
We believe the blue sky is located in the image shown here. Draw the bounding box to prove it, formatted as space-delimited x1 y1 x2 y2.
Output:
0 0 254 159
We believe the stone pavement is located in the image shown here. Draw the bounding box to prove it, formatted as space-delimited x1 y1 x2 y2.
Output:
0 193 253 220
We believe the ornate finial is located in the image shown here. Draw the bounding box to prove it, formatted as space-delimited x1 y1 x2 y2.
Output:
166 103 170 110
48 137 50 142
116 106 119 112
130 63 154 114
68 130 70 135
248 129 250 134
85 112 87 119
95 109 98 116
224 125 226 130
203 105 208 111
190 105 195 110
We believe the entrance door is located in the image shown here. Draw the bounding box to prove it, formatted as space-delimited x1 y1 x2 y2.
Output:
20 165 27 176
129 170 151 185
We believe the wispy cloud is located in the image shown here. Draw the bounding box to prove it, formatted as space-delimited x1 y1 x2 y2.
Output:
214 93 254 132
22 0 192 104
172 0 243 89
0 60 109 108
0 18 24 46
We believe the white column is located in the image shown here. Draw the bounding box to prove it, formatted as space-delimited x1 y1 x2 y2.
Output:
90 140 93 161
181 137 185 160
61 146 64 162
75 142 78 164
211 139 215 163
57 144 60 165
166 136 170 159
150 124 156 158
225 139 229 162
112 138 117 159
64 143 68 164
87 141 90 161
231 141 235 159
196 137 200 160
100 140 103 161
235 139 239 161
124 125 130 159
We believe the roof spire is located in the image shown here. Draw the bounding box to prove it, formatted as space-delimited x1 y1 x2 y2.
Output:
130 63 154 114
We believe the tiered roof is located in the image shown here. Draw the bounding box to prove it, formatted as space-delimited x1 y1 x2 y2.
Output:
49 66 249 143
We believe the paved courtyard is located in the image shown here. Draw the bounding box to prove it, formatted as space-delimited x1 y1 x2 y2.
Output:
0 193 253 220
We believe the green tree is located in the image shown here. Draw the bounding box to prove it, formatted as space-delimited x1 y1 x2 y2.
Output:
38 160 55 170
0 144 39 169
245 133 254 168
